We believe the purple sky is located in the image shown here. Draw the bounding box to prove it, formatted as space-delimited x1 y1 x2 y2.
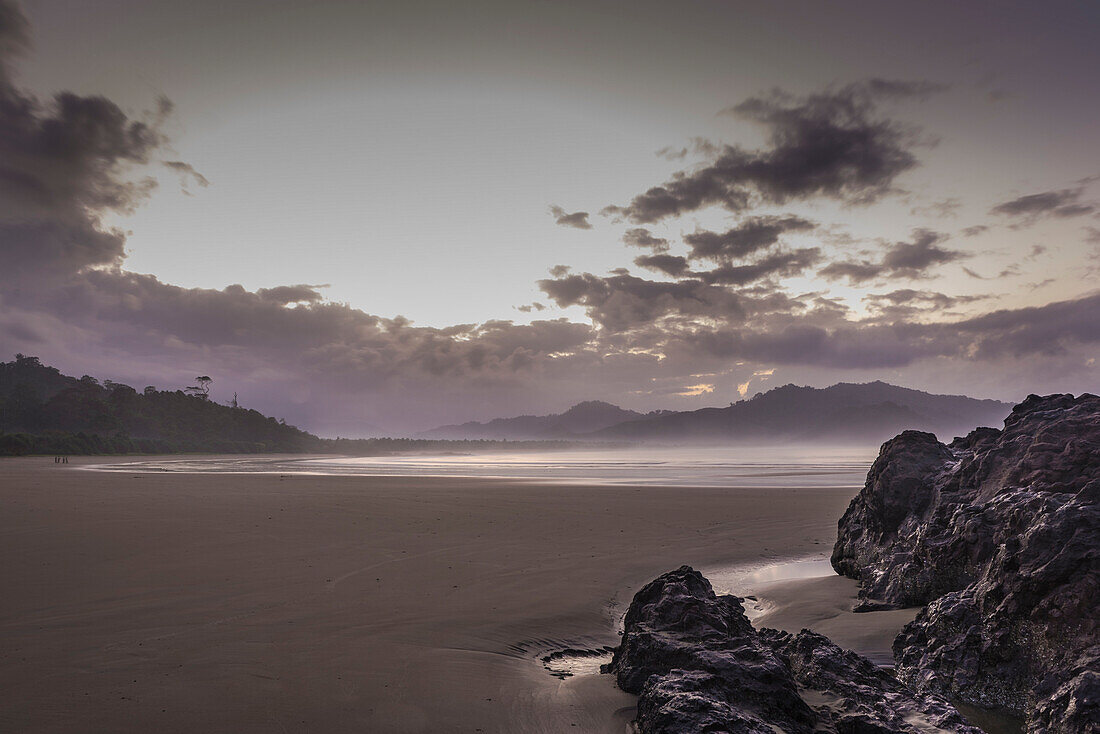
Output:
1 0 1098 435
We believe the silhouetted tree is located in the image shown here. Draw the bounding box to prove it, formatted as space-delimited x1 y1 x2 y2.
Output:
186 375 212 400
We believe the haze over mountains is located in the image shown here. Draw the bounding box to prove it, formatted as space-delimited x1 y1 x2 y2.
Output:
417 401 668 440
421 382 1012 444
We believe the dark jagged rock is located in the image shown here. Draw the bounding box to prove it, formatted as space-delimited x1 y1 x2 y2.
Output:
609 565 815 732
607 566 981 733
762 628 981 734
832 393 1100 733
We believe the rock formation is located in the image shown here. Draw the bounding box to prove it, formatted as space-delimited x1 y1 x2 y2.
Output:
607 565 982 733
832 393 1100 732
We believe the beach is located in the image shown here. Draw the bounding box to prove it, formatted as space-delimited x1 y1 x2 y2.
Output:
1 454 876 733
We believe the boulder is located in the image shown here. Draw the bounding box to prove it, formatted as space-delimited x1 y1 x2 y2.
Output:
832 393 1100 732
607 566 982 734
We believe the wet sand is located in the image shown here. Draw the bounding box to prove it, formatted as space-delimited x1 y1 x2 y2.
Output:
1 455 860 733
741 574 919 667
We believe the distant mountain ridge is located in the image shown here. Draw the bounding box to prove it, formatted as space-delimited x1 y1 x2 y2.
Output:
422 382 1012 444
417 400 666 439
593 381 1012 444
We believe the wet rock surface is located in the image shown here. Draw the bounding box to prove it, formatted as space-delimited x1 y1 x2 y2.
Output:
607 566 981 733
832 393 1100 733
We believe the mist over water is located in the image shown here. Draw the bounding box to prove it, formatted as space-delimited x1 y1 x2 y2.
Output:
94 445 877 488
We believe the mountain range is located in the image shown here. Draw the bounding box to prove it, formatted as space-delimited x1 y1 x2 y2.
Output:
420 382 1013 444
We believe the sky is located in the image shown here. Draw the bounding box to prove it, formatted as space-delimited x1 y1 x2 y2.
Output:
1 0 1098 435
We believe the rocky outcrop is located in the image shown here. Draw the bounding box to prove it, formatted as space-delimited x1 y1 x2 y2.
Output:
832 393 1100 732
607 565 982 734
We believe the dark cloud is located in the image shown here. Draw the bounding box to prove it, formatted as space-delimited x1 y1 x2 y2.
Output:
990 187 1095 224
880 229 960 272
549 205 593 229
961 225 989 237
622 227 669 251
604 79 937 223
0 0 29 87
863 289 988 320
818 261 884 283
950 294 1100 360
669 292 1100 370
633 254 690 277
0 219 125 287
539 271 749 332
695 248 821 285
820 229 963 283
684 215 814 261
0 3 166 281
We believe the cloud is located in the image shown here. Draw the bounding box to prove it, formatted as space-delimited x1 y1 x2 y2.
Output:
163 160 210 192
604 79 938 223
539 271 751 333
622 228 669 252
255 284 327 305
549 205 593 229
0 3 166 283
880 229 961 272
949 293 1100 360
862 289 989 320
819 229 964 283
666 292 1100 370
0 0 29 81
633 254 690 277
990 186 1095 225
865 289 966 308
684 215 814 261
695 248 822 285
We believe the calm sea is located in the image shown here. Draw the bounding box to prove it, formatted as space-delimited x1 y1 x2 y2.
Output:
89 445 877 488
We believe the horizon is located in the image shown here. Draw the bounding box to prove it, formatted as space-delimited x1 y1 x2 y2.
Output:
6 352 1025 439
1 0 1098 435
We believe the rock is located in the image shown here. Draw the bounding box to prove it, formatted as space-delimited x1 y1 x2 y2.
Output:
607 565 981 733
608 565 815 732
832 393 1100 733
761 628 980 734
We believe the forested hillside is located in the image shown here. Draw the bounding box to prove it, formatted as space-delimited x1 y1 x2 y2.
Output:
0 354 320 454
